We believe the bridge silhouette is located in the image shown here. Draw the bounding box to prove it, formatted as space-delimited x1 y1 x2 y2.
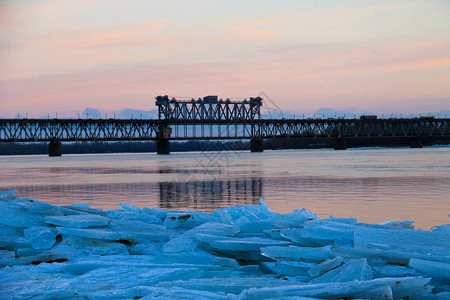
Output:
1 95 449 156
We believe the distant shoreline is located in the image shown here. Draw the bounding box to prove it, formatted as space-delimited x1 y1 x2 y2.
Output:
1 136 449 155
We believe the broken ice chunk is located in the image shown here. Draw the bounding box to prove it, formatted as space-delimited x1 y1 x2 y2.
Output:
261 246 334 262
371 264 420 278
379 220 415 229
45 214 110 228
328 216 357 224
308 257 344 277
185 221 240 237
128 242 162 256
311 258 372 283
23 226 56 250
50 235 129 257
333 246 450 265
196 233 291 252
0 250 15 259
0 236 31 251
63 203 106 216
56 227 121 241
261 261 316 276
302 220 355 241
354 227 450 256
89 286 228 300
431 224 450 234
0 223 23 237
0 201 46 227
280 229 329 247
238 219 282 234
259 197 271 212
155 250 239 268
437 292 450 299
0 196 78 228
143 207 168 220
107 219 172 243
0 189 18 200
0 277 76 300
0 252 71 267
163 236 198 253
241 276 430 299
157 277 295 294
107 204 162 224
282 209 319 224
118 202 143 213
409 258 450 281
357 286 393 300
71 266 205 290
212 202 277 222
164 222 239 253
15 248 39 257
163 212 217 229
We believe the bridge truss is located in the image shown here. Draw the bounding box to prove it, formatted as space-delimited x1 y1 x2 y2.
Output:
1 118 449 142
156 95 263 121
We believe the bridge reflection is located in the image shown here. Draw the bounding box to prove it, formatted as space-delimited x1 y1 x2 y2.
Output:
4 175 262 212
159 178 261 210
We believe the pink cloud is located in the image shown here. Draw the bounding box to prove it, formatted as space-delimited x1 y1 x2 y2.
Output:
1 51 449 118
0 61 267 117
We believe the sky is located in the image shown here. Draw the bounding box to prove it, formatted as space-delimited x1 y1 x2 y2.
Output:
0 0 449 118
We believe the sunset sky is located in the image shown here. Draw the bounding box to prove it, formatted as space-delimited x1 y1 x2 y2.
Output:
1 0 449 118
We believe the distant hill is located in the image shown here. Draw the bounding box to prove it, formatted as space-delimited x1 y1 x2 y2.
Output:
82 107 102 119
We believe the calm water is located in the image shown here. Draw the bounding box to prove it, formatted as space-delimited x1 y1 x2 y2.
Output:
1 147 449 229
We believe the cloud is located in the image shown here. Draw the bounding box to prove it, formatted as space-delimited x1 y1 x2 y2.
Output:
0 61 262 117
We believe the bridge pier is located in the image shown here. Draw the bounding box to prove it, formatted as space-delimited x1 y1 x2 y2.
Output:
410 136 423 148
157 139 170 154
250 138 264 152
156 126 172 154
48 140 62 157
334 137 347 150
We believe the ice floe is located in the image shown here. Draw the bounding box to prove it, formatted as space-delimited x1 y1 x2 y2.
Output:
0 190 449 299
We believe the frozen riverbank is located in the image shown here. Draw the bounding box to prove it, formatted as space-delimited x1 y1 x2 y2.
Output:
0 190 449 299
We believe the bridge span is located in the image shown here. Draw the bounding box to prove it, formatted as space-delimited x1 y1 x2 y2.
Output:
1 117 449 156
1 95 449 156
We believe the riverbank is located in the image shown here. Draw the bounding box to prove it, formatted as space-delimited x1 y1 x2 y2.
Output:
1 136 449 155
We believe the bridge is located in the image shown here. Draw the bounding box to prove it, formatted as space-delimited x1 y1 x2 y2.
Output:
1 95 449 156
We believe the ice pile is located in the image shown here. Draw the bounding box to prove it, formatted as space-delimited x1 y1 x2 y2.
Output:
0 189 449 299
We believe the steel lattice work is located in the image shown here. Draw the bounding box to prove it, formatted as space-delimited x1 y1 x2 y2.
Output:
156 95 263 121
0 119 161 142
1 118 449 142
256 119 450 139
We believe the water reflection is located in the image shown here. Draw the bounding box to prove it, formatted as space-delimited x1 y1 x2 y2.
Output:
159 178 261 210
6 177 262 212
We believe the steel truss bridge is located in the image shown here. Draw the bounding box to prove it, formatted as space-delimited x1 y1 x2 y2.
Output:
1 118 450 141
1 95 449 155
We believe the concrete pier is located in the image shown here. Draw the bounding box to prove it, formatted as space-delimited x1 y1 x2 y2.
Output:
410 136 423 148
334 137 347 150
48 140 62 157
250 138 264 152
156 126 172 155
157 139 170 154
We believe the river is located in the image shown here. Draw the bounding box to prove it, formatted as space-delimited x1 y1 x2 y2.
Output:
1 147 449 229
